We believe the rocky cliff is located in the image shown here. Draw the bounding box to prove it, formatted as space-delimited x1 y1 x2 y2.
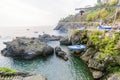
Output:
69 30 120 80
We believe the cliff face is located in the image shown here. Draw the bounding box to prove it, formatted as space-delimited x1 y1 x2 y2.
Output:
69 30 120 80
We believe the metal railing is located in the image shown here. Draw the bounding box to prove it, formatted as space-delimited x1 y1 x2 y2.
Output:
0 76 23 80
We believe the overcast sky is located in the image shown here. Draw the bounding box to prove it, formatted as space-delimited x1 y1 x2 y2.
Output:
0 0 97 27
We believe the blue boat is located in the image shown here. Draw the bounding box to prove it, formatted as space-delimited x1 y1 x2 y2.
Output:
98 25 112 30
68 44 86 50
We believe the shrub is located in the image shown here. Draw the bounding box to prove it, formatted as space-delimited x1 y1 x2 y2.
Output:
100 8 109 19
86 10 100 21
89 31 120 59
71 30 79 35
80 30 88 44
107 0 119 6
107 66 120 75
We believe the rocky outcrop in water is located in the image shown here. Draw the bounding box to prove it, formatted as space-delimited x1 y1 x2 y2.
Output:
1 37 54 60
39 34 63 42
55 46 68 61
60 37 71 45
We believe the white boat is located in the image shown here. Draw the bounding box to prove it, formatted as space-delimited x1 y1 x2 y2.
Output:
68 44 86 50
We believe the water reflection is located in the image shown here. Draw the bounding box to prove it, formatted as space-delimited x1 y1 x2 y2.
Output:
69 55 93 80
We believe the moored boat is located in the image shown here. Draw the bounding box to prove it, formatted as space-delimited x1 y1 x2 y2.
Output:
68 44 86 50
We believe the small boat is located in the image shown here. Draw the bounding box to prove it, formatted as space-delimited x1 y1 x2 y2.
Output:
98 25 112 30
68 44 86 50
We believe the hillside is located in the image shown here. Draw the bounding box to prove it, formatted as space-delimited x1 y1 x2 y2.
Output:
62 0 120 24
55 0 120 32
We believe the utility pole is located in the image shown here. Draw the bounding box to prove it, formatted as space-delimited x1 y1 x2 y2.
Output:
112 0 120 26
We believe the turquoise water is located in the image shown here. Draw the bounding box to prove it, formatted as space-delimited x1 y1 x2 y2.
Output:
0 26 93 80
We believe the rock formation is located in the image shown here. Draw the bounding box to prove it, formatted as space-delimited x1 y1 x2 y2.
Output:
1 37 54 60
55 46 68 61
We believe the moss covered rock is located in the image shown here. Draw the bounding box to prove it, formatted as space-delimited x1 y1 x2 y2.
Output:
0 67 47 80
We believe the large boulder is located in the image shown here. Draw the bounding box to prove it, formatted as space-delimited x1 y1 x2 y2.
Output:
54 23 66 32
103 73 120 80
60 37 71 45
55 46 68 61
88 59 105 71
90 69 104 79
81 48 96 62
1 37 54 60
71 35 80 44
70 30 88 45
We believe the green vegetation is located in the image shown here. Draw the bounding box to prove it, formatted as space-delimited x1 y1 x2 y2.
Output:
71 30 80 35
107 0 119 6
86 0 119 21
86 8 116 22
86 0 119 22
0 67 18 74
107 66 120 75
80 30 88 44
89 31 120 59
59 0 120 26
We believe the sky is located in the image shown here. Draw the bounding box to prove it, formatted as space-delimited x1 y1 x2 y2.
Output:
0 0 97 27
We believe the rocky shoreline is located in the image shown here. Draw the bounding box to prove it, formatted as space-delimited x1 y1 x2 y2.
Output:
0 35 69 79
2 26 120 80
0 67 47 80
1 35 69 61
63 29 120 80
